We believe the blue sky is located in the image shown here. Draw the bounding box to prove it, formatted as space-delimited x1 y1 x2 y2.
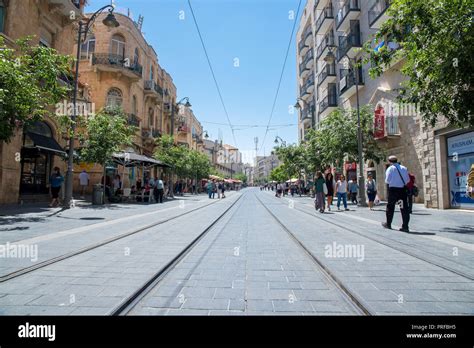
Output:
86 0 302 163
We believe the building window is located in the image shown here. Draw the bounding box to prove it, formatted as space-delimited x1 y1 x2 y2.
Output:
0 0 5 33
110 34 125 58
132 95 137 115
149 65 154 81
134 47 139 66
148 108 154 127
80 35 95 59
106 88 123 108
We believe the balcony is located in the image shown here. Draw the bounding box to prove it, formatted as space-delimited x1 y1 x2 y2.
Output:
315 4 334 35
298 39 309 57
317 63 337 89
49 0 82 18
303 74 315 96
127 114 140 127
369 0 391 29
177 124 190 133
317 32 336 60
144 80 164 98
337 29 362 61
91 53 143 80
303 48 314 70
303 25 313 47
339 67 364 99
301 106 313 125
299 62 310 79
336 0 361 32
314 0 331 11
319 87 338 119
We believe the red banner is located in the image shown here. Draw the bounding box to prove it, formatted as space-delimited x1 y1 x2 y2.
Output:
374 105 385 139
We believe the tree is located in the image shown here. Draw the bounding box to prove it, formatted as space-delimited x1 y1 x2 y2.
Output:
78 107 136 201
234 173 247 183
186 149 212 190
0 37 72 142
363 0 474 127
269 165 289 183
310 106 386 168
274 144 307 180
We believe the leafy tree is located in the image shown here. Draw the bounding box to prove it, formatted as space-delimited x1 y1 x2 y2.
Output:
274 144 307 180
186 149 212 183
0 37 72 142
363 0 474 127
78 107 136 200
309 106 386 168
234 173 247 183
269 164 289 183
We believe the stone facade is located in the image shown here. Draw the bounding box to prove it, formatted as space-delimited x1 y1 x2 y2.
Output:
0 0 85 204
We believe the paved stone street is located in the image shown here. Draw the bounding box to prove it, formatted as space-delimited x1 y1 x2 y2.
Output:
0 188 473 315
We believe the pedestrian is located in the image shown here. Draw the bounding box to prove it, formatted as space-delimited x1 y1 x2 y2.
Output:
406 173 417 214
314 171 326 213
366 173 377 210
207 180 213 199
336 175 349 211
221 180 226 198
49 166 64 207
348 178 359 204
136 177 142 191
113 174 122 196
79 169 90 199
217 181 222 199
155 177 164 203
382 155 410 232
325 172 335 211
276 182 282 198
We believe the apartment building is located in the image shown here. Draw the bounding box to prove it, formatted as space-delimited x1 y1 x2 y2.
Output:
175 106 204 151
77 10 177 189
296 0 473 209
255 154 281 181
0 0 86 204
202 140 243 178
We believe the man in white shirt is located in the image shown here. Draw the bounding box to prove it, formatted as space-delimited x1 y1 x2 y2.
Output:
79 170 90 198
383 155 411 232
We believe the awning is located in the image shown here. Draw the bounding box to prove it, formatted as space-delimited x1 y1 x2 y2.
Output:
112 152 171 168
25 132 66 155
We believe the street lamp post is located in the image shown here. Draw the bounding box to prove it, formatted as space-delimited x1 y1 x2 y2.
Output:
274 136 287 147
324 49 367 207
64 5 120 208
170 97 192 137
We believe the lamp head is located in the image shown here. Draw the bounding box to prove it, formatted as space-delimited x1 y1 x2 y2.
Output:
204 131 209 139
323 51 336 64
102 11 120 28
294 102 301 109
184 101 192 108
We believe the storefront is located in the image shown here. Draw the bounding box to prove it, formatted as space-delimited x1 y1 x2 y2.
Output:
446 131 474 209
20 121 66 195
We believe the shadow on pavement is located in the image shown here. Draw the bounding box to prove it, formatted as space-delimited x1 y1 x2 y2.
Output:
440 225 474 234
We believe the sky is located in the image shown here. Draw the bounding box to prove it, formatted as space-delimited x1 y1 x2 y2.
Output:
86 0 303 164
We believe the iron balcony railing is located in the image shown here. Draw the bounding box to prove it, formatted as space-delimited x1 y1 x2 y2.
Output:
336 0 360 30
337 30 361 60
299 62 309 75
339 67 364 94
298 39 308 54
315 4 334 34
303 48 314 66
369 0 391 27
318 63 336 85
303 74 315 91
144 80 164 95
303 25 313 42
92 53 143 77
317 32 335 58
127 114 140 127
319 91 338 114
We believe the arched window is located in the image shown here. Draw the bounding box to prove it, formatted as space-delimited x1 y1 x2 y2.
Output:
134 47 140 66
148 107 154 127
80 35 95 59
132 95 137 115
106 88 123 108
110 34 125 58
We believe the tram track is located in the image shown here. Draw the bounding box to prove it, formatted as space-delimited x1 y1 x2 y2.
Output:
254 193 372 316
0 195 236 283
265 192 474 282
111 191 245 315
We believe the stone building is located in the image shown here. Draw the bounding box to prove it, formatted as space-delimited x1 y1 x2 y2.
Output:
0 0 86 204
175 106 204 151
296 0 473 209
76 10 177 190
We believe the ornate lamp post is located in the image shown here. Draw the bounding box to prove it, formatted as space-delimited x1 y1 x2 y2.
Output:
64 5 120 208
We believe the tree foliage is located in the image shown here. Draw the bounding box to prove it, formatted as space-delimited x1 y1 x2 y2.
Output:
234 173 247 183
363 0 474 127
0 37 72 142
78 107 136 166
269 164 289 182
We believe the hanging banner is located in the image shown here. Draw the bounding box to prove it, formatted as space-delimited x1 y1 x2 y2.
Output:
374 105 385 139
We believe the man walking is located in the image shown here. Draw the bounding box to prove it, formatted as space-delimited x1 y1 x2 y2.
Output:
79 169 90 199
155 178 165 203
382 155 410 232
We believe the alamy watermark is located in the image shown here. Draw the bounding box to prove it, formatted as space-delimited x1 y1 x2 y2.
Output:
55 100 95 118
324 242 365 262
0 242 38 262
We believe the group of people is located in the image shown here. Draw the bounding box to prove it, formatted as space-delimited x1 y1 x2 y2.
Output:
131 176 165 203
207 179 226 199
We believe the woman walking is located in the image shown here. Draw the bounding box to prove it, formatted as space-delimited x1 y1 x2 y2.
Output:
49 167 64 207
314 171 326 213
325 172 335 211
366 174 377 210
336 175 349 211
